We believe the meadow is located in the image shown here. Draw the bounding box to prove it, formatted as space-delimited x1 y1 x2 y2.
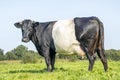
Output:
0 59 120 80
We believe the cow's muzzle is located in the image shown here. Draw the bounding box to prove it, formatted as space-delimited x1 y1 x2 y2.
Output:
22 38 30 42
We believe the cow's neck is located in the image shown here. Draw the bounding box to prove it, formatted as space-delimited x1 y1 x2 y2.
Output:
31 33 43 56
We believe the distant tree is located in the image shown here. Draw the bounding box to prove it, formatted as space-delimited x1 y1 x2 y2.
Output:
28 50 42 59
0 48 5 60
105 49 120 61
4 45 42 61
21 51 39 64
0 49 4 55
57 53 80 61
12 45 28 59
5 51 17 60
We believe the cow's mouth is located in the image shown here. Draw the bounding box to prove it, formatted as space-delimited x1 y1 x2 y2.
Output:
22 38 30 43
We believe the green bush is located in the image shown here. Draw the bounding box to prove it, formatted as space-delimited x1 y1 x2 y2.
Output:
56 54 81 62
105 49 120 61
1 44 120 62
5 51 17 60
0 49 6 60
21 52 38 64
56 49 120 61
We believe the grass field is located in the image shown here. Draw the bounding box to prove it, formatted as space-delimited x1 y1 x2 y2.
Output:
0 59 120 80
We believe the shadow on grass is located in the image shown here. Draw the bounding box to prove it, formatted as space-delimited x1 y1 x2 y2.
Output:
9 69 46 74
8 68 69 74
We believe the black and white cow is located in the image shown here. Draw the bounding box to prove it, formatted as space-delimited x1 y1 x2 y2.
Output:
14 16 108 72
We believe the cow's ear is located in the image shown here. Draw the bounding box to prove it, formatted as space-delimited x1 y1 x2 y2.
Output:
14 22 22 28
32 22 39 28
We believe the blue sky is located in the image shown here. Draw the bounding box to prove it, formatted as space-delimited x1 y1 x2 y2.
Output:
0 0 120 52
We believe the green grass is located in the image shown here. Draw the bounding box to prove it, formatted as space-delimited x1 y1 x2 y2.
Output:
0 59 120 80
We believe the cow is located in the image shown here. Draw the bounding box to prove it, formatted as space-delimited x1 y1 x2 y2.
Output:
14 16 108 72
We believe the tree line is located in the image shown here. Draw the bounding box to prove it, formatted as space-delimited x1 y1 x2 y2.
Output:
0 45 41 63
0 45 120 63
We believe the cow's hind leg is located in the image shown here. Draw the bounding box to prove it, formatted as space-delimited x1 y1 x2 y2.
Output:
86 52 96 71
97 48 108 71
82 46 96 71
88 54 96 71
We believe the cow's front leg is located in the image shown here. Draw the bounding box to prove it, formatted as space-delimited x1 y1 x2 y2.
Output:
45 58 51 72
43 47 51 72
50 50 56 71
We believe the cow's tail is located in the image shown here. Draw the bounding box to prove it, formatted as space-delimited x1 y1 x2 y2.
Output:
95 17 108 71
90 17 104 50
96 17 104 49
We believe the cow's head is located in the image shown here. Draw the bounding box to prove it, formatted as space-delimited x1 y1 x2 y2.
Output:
14 19 39 42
